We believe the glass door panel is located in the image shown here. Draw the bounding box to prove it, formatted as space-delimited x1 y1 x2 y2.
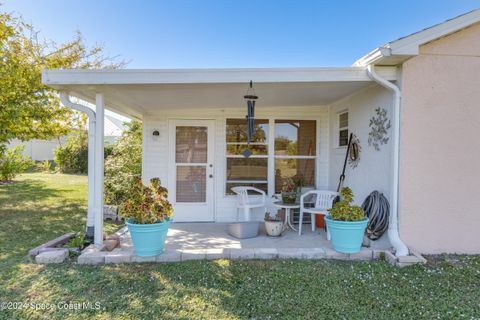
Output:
175 126 208 203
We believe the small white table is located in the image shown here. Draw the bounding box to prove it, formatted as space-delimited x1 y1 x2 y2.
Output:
273 201 300 232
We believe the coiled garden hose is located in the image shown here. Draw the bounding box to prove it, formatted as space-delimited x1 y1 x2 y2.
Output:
361 191 389 240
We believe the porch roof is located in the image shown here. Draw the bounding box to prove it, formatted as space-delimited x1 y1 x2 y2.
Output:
42 67 397 119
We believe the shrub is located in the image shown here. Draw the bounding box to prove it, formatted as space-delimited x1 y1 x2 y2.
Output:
54 131 88 174
104 121 142 205
54 129 113 174
0 145 34 181
39 160 53 173
119 177 173 224
329 187 365 221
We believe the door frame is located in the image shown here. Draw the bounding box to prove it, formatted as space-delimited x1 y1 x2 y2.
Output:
167 119 215 222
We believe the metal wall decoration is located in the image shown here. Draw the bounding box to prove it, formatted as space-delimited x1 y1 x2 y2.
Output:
368 107 391 151
243 80 258 158
348 134 361 168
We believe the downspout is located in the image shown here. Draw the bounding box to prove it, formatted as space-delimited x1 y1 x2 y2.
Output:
366 65 409 257
59 93 96 240
93 94 105 246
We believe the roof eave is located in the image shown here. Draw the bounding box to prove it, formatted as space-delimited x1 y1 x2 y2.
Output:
389 9 480 55
352 47 393 67
354 9 480 67
42 67 396 86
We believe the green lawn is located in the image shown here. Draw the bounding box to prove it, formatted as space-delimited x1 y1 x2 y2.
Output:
0 173 479 319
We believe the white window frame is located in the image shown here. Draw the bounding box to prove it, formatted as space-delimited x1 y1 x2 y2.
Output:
225 118 318 197
272 119 317 195
225 119 269 196
337 110 349 148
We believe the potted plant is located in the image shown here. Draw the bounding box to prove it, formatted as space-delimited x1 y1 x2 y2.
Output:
325 187 368 253
281 179 297 204
120 177 173 257
264 212 283 237
292 174 305 203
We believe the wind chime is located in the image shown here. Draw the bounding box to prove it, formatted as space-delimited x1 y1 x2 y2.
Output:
243 80 258 158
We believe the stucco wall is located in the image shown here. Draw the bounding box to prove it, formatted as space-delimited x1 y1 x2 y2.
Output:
400 23 480 253
328 84 393 206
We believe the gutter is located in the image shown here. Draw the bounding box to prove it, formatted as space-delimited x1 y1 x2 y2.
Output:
366 65 409 257
352 47 391 67
59 93 96 240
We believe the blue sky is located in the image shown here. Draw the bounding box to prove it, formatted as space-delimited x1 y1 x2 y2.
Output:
2 0 479 68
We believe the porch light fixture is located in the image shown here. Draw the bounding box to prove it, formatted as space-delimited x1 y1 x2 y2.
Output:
243 80 258 158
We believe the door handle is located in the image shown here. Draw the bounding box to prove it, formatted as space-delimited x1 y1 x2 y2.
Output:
209 174 213 178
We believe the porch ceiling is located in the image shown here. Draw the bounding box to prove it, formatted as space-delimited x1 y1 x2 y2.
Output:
42 67 397 119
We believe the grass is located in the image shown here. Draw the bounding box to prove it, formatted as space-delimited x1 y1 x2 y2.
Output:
0 173 479 319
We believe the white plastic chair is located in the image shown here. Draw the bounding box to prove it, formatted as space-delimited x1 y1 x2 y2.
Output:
231 186 267 221
298 190 338 236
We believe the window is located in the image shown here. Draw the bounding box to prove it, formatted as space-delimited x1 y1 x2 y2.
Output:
225 118 317 195
338 111 349 147
226 119 269 194
274 120 316 193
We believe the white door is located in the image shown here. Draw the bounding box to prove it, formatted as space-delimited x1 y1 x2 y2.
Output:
168 120 215 222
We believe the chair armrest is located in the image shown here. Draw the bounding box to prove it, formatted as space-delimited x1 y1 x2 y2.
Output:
300 190 316 207
244 186 266 204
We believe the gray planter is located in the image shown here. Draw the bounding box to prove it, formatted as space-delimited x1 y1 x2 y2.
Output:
227 222 260 239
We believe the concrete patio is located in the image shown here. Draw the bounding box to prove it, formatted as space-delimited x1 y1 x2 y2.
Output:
78 223 393 265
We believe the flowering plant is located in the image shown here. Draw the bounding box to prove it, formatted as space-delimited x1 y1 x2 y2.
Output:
120 176 173 224
281 179 296 193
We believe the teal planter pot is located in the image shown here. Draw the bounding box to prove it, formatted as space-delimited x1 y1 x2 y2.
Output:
126 219 171 257
325 216 369 254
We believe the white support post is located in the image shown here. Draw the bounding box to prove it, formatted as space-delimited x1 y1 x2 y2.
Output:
94 93 105 246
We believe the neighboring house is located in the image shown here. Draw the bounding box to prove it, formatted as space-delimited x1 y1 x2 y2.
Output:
7 113 128 161
42 10 480 255
104 114 129 145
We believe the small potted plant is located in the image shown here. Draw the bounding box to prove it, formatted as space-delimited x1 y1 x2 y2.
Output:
120 177 173 257
325 187 369 253
281 179 297 204
264 212 283 237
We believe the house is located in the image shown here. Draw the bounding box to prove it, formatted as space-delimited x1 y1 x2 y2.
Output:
8 114 128 161
42 9 480 255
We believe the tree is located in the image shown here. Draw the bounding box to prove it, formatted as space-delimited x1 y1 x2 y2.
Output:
0 11 123 154
104 121 142 205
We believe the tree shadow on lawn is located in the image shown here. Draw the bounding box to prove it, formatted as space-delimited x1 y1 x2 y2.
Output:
0 178 73 205
4 259 388 319
2 256 480 319
0 203 86 267
2 261 242 320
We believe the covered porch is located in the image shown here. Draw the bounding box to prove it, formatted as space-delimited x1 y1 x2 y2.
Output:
42 66 408 258
78 223 392 264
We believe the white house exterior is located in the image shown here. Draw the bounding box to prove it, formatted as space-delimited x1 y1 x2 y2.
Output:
42 10 480 255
